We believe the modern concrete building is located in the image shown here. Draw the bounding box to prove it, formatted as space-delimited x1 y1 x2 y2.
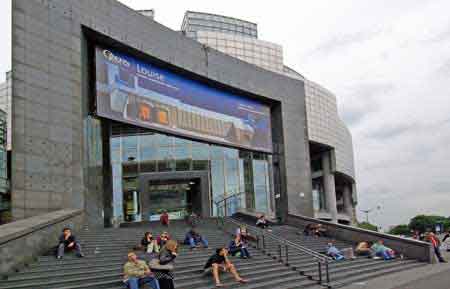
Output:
180 11 357 224
4 0 356 227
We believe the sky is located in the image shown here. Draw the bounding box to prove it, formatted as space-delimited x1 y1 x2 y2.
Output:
1 0 449 230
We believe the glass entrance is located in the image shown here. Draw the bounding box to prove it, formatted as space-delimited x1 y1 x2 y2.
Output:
141 179 199 221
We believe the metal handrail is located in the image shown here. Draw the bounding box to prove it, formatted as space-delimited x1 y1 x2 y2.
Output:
214 192 245 217
218 216 332 286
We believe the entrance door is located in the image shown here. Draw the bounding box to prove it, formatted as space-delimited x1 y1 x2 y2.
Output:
138 171 210 221
144 180 193 221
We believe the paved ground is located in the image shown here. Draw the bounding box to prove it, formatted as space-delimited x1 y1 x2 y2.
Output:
340 250 450 289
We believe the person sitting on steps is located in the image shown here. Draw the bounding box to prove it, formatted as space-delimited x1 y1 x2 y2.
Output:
123 252 160 289
56 227 84 259
153 240 178 289
355 241 374 257
184 228 209 249
157 232 171 248
236 225 257 242
371 240 396 260
228 234 251 259
326 242 345 261
203 247 249 287
141 232 159 254
256 214 269 230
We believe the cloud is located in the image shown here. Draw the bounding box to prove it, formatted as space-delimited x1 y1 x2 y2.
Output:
339 82 395 127
307 28 384 56
365 122 414 140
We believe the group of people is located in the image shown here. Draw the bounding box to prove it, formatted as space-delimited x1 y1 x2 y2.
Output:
56 217 450 289
55 223 254 289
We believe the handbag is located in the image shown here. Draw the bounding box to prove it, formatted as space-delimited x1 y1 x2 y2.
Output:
149 258 174 271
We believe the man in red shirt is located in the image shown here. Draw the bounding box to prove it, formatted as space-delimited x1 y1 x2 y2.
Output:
160 211 169 227
427 232 447 263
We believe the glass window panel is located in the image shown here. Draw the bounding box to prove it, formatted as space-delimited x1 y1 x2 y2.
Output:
192 142 210 160
176 159 191 171
210 145 224 160
140 160 156 173
121 135 137 162
192 160 209 171
173 145 191 160
223 147 238 159
211 159 225 204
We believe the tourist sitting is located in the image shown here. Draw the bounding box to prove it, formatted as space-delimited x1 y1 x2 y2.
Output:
236 225 257 242
326 242 345 261
256 214 269 229
371 240 396 260
56 227 84 259
141 232 159 254
123 252 160 289
355 241 374 257
228 234 251 259
303 224 314 236
184 228 208 249
160 211 169 227
426 232 447 263
314 224 328 237
157 232 171 248
152 240 178 289
203 247 249 287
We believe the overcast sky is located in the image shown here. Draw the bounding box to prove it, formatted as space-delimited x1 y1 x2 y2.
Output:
1 0 449 229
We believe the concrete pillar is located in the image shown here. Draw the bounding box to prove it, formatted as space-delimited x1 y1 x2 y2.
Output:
322 151 338 223
343 185 354 222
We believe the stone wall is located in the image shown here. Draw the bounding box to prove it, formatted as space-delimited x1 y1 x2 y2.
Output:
0 209 84 276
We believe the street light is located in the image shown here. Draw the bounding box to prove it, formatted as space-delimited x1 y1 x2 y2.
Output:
360 205 381 223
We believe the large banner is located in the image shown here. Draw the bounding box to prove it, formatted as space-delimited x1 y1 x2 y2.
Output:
95 47 273 152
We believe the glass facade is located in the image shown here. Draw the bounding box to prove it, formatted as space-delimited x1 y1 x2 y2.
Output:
109 122 273 223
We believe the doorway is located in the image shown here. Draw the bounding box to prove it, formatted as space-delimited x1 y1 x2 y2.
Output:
138 171 210 221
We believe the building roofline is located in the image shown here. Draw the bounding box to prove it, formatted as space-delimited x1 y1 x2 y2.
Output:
183 10 258 27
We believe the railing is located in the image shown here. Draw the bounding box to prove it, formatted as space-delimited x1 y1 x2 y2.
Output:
216 216 333 287
213 192 245 218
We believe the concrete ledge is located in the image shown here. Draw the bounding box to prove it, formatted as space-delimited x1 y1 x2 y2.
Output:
0 209 85 276
286 214 433 263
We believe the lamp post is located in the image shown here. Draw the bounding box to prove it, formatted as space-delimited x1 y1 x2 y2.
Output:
360 205 381 224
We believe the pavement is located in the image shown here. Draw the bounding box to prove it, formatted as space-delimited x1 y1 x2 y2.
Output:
340 250 450 289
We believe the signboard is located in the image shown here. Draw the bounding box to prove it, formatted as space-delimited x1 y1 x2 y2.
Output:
95 47 273 152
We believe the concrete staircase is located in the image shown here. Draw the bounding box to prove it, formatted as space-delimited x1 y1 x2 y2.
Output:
232 217 427 288
0 220 323 289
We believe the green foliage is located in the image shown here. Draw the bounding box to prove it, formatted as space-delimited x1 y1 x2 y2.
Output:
388 224 410 236
358 222 378 232
409 215 450 232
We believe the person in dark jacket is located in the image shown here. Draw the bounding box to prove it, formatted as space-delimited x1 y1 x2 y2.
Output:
184 228 208 249
153 240 178 289
203 248 248 287
56 228 84 259
141 232 159 254
228 234 251 259
156 232 171 248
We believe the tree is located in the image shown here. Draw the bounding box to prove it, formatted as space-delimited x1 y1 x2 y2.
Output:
358 222 378 232
409 215 450 233
388 224 410 236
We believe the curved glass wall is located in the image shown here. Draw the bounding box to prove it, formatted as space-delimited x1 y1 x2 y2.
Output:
110 122 273 223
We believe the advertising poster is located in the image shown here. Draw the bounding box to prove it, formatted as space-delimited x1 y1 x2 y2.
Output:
95 47 273 153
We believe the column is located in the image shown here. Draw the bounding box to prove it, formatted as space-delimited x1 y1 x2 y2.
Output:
343 185 354 222
322 151 338 223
